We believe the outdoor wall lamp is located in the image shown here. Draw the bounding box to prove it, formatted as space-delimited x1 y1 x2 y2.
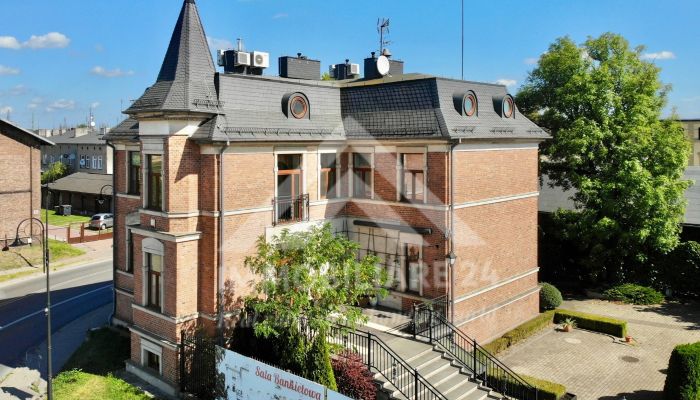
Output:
97 184 114 205
446 251 457 266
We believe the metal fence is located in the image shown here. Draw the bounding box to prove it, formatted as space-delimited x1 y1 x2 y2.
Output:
179 331 217 400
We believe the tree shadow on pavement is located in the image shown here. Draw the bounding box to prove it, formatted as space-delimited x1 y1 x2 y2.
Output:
635 299 700 330
599 389 661 400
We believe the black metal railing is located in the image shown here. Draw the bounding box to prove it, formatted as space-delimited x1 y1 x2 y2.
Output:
327 325 448 400
413 307 538 400
272 194 309 226
180 331 217 400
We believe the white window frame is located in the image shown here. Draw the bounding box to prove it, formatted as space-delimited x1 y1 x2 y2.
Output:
92 156 97 169
317 149 340 200
79 155 85 169
140 339 163 375
142 237 165 313
349 148 374 200
97 156 103 170
396 148 428 204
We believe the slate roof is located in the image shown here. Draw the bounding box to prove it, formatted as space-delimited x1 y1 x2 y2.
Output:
107 118 140 139
539 167 700 226
46 132 106 145
0 118 54 146
49 172 113 195
124 0 218 115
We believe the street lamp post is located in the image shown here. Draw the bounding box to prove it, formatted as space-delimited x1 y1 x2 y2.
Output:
97 184 114 214
2 216 52 399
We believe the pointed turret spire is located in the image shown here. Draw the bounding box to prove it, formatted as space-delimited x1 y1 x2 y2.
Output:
126 0 218 114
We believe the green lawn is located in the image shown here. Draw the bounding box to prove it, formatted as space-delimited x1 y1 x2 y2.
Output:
55 328 151 400
41 208 92 227
0 239 85 271
54 370 151 400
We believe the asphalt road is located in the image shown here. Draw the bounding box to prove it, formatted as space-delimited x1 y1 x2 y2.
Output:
0 260 113 368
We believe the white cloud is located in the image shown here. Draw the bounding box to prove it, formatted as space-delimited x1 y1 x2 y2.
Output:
207 37 234 51
0 32 70 50
524 57 538 65
24 32 70 49
91 102 100 109
0 106 13 116
90 66 134 78
272 12 289 19
27 97 43 109
8 85 28 96
0 65 20 75
641 50 675 60
0 36 21 49
46 99 75 112
495 79 517 87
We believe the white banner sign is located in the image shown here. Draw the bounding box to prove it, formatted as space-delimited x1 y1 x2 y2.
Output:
216 346 353 400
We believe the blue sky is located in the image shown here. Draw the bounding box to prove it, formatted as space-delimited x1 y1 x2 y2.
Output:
1 0 698 129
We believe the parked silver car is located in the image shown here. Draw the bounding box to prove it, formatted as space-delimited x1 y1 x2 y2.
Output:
89 213 114 230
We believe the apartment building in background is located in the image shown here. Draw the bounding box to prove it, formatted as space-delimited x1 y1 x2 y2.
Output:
681 119 700 166
104 0 548 393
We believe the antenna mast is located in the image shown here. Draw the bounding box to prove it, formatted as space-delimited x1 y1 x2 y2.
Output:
377 18 391 54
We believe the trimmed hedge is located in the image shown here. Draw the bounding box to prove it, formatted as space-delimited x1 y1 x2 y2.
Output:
486 372 566 400
554 309 627 338
603 283 664 305
540 283 563 310
663 342 700 400
483 311 556 355
522 374 567 400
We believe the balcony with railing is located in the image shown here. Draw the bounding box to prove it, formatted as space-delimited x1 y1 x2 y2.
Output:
272 194 309 226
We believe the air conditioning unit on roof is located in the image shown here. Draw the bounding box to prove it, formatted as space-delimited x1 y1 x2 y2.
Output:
235 51 251 66
348 63 360 75
252 51 270 68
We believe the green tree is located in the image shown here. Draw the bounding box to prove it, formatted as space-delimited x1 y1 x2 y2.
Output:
41 161 68 184
517 33 690 282
244 223 387 338
321 72 334 81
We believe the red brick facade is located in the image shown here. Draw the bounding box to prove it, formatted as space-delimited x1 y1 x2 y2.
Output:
111 139 543 388
0 128 43 243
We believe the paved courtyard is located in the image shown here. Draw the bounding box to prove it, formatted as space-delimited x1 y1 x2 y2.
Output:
499 298 700 400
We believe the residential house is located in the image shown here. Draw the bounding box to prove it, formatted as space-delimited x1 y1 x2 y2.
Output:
104 0 548 393
0 119 54 243
41 131 113 215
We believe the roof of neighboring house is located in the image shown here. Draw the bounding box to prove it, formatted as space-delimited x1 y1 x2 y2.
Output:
49 172 113 196
0 118 54 146
106 0 548 143
124 0 217 115
539 167 700 226
45 132 107 145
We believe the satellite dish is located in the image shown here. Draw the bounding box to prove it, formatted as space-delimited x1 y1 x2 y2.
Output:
376 55 390 76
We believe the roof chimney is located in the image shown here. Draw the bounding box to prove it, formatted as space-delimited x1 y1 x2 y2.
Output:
279 53 321 80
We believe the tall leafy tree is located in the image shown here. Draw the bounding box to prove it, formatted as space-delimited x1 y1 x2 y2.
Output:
517 33 690 282
41 161 68 184
244 223 387 338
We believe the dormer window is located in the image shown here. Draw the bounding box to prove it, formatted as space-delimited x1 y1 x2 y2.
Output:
493 94 516 119
283 93 310 119
463 92 477 117
503 96 514 118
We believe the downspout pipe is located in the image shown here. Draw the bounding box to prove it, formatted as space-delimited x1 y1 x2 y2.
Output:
106 140 117 325
449 140 458 323
216 140 230 341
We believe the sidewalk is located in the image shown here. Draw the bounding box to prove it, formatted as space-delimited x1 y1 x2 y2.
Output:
0 238 112 283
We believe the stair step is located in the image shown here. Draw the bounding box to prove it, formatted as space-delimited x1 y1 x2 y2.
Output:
436 374 480 398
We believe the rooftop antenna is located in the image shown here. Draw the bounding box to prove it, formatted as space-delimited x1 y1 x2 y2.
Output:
377 18 391 54
32 111 35 130
461 0 464 80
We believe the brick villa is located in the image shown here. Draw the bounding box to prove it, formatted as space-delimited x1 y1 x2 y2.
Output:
105 0 548 392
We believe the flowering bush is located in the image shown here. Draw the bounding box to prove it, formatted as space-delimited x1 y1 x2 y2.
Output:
331 350 376 400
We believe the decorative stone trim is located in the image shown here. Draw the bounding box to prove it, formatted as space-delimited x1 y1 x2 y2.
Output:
128 226 201 243
453 192 539 210
453 267 539 304
455 286 541 327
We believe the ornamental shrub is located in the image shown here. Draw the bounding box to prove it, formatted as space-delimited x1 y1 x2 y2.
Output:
603 283 664 305
540 283 563 310
331 351 376 400
663 342 700 400
305 334 337 391
554 309 627 338
664 241 700 297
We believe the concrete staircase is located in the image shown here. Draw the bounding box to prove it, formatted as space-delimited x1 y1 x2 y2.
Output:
356 327 498 400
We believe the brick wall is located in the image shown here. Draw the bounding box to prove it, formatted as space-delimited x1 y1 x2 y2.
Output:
165 136 200 213
453 149 538 203
0 134 39 240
